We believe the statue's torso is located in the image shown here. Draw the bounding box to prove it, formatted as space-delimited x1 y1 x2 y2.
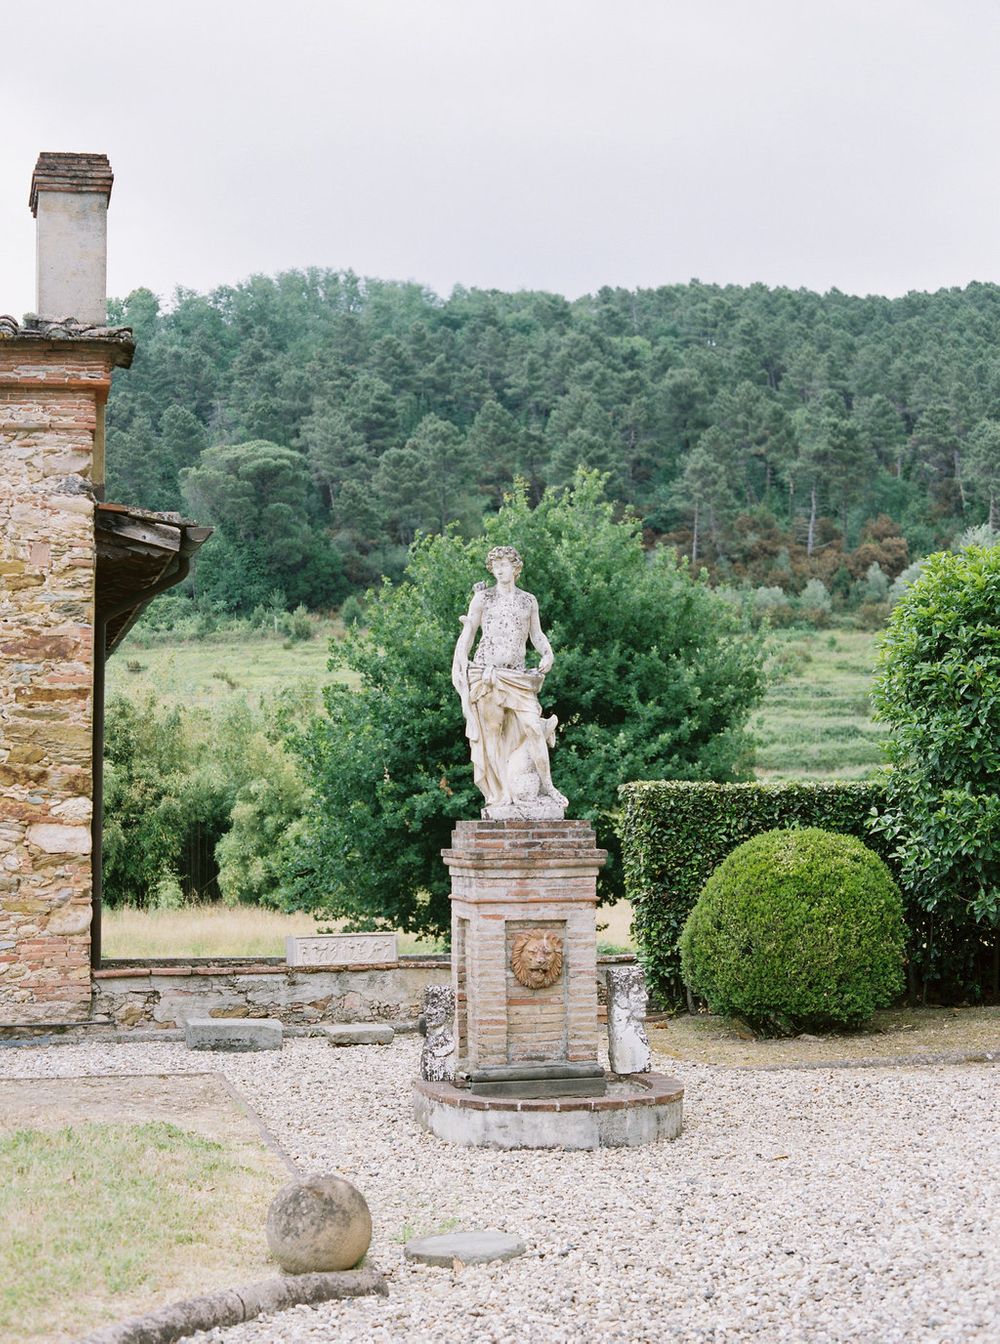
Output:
473 586 534 670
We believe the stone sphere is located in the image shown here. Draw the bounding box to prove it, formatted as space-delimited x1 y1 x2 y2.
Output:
265 1175 372 1273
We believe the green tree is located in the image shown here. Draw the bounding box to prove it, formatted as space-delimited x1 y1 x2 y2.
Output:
159 405 209 484
872 545 1000 997
466 400 525 505
374 414 477 544
299 402 368 512
671 430 737 562
965 420 1000 529
290 475 766 936
181 440 344 611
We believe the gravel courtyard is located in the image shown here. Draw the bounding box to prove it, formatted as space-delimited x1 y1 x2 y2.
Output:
3 1036 998 1344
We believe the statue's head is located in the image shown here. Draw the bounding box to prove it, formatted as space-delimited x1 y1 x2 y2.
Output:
486 545 523 581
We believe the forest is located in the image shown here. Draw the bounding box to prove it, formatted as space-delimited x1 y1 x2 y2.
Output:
104 272 1000 613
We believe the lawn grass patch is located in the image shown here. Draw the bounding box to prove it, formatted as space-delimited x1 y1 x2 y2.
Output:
0 1120 283 1343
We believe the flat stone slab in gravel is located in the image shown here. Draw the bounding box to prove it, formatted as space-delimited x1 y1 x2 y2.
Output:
185 1018 283 1051
321 1024 394 1046
404 1229 526 1266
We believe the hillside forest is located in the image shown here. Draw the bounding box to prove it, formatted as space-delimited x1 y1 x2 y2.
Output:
105 274 1000 615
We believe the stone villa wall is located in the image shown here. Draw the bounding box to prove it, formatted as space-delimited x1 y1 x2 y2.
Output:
0 335 120 1023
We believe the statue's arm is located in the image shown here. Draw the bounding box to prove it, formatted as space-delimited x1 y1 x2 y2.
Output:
452 590 484 697
528 596 554 674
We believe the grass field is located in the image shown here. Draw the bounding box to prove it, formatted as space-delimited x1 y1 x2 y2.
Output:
106 621 355 709
752 628 884 780
102 900 638 959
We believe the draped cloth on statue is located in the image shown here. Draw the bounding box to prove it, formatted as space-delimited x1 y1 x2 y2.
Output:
464 664 545 807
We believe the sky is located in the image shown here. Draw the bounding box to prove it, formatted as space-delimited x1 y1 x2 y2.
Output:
1 0 999 316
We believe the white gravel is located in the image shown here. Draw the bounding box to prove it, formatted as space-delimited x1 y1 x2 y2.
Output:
3 1036 998 1343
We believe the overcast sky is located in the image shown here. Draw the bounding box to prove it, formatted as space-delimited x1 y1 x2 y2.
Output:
2 1 999 316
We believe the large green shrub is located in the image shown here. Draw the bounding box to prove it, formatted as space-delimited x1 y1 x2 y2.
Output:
291 475 766 937
872 545 1000 998
680 827 905 1033
619 780 890 1007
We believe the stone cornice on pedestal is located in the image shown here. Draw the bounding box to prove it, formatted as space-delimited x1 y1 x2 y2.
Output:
441 819 607 880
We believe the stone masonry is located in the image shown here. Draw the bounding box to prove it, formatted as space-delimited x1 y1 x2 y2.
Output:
0 324 132 1023
443 819 606 1094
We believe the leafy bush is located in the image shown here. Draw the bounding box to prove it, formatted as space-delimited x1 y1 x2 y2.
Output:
798 578 832 613
278 604 314 642
619 780 890 1007
750 585 797 627
679 828 905 1034
292 475 767 937
872 545 1000 998
103 693 311 908
339 594 367 628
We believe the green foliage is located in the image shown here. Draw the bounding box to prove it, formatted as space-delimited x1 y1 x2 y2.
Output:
872 545 1000 996
180 440 346 612
106 272 1000 612
339 594 367 628
292 475 766 936
679 828 905 1034
103 693 309 908
214 706 312 908
619 780 890 1007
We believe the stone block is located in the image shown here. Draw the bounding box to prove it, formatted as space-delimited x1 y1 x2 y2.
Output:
404 1229 525 1266
184 1017 283 1051
286 933 397 967
320 1024 394 1046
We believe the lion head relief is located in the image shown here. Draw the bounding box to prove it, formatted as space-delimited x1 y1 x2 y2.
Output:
510 930 564 990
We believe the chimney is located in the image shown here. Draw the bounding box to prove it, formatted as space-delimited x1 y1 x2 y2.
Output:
29 152 114 324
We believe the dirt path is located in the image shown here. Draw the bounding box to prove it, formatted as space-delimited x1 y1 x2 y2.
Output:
649 1003 1000 1068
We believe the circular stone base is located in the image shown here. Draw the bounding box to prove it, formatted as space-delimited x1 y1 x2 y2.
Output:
413 1073 683 1150
404 1230 526 1266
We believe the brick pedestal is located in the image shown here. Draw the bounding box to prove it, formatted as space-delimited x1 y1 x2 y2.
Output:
442 819 607 1097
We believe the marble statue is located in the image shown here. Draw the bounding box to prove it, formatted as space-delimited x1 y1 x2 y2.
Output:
419 984 455 1083
451 546 568 820
606 965 652 1074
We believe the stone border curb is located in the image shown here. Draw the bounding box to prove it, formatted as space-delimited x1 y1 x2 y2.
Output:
0 1021 421 1048
75 1267 387 1344
730 1047 1000 1072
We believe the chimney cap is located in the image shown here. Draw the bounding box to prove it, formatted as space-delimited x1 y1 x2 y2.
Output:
29 152 114 217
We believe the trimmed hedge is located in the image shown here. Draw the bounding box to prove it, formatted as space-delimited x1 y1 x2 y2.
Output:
679 827 905 1034
618 780 890 1008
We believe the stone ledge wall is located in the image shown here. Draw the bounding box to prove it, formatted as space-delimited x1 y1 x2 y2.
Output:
90 955 637 1030
0 341 117 1023
91 961 452 1029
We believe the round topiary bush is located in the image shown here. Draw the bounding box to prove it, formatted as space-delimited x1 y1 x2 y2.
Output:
679 827 905 1034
